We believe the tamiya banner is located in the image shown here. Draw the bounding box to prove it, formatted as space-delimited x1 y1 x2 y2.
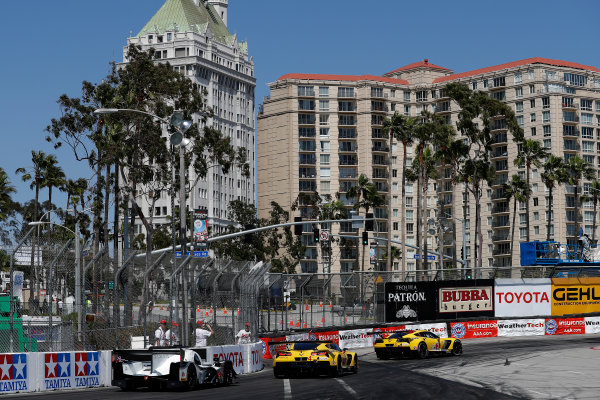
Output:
495 279 551 317
384 282 436 322
550 278 600 316
338 329 372 349
193 208 209 249
450 320 498 339
497 319 545 337
544 318 585 335
43 352 101 391
0 353 28 393
584 316 600 334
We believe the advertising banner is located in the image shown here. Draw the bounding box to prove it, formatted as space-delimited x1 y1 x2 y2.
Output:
311 330 340 345
544 318 585 335
193 208 208 250
584 316 600 334
450 320 498 339
338 329 372 349
497 319 545 337
384 282 436 322
0 353 28 393
208 345 246 374
244 342 264 374
550 278 600 316
438 279 494 318
495 279 551 317
409 323 448 338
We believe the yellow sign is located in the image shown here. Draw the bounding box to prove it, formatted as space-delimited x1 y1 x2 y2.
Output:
551 278 600 315
374 275 383 284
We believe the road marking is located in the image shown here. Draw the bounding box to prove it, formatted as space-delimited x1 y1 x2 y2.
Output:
567 370 584 374
528 389 548 396
335 378 359 398
283 378 292 400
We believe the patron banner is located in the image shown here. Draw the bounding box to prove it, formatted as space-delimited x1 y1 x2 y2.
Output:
497 319 545 337
384 282 436 322
551 278 600 316
495 279 551 317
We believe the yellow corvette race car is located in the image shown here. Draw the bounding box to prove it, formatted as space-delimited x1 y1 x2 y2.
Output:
373 330 462 360
272 341 358 378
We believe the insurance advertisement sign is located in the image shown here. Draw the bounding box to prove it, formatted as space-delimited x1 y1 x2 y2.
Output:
495 279 551 317
550 278 600 316
450 320 498 339
544 318 585 335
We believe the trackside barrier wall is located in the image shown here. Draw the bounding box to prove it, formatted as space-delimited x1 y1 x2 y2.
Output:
0 350 111 394
205 342 264 375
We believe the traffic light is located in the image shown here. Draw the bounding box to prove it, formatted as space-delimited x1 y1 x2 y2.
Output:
365 213 374 231
313 228 320 243
460 247 464 260
99 229 105 244
294 217 303 236
362 231 369 246
465 270 472 279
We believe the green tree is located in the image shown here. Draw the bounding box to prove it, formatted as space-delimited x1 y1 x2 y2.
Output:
0 167 16 223
383 113 416 273
590 180 600 242
502 175 528 266
565 155 595 238
43 155 65 210
541 155 568 241
514 139 548 242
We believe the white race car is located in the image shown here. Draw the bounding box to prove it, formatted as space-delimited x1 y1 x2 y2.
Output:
112 347 236 390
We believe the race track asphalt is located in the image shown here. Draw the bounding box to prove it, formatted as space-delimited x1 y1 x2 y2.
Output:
12 334 600 400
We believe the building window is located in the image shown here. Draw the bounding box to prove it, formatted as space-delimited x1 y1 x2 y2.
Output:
319 86 329 97
516 102 523 113
416 91 428 102
320 181 330 192
298 86 315 96
582 127 593 139
517 115 524 126
404 105 411 116
472 81 478 90
530 99 536 108
515 87 523 98
493 77 506 87
404 91 411 101
542 97 550 109
320 114 329 125
320 141 330 152
529 84 535 94
514 73 522 84
531 127 537 136
406 223 414 234
320 128 329 137
530 113 536 122
319 100 329 111
542 111 550 123
582 113 593 125
338 87 354 97
319 154 330 165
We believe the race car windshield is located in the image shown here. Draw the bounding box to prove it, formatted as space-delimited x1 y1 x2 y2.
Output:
292 342 319 350
388 331 411 338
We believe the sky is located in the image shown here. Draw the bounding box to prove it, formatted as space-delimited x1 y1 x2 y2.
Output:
2 0 600 211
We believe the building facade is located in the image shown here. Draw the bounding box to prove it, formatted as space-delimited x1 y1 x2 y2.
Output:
123 0 256 239
257 57 600 276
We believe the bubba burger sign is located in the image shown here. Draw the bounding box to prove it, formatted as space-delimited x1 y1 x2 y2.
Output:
439 286 493 313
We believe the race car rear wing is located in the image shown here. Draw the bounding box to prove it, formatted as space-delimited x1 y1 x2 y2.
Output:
268 340 333 345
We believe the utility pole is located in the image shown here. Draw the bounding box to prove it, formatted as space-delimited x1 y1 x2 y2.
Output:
179 143 188 346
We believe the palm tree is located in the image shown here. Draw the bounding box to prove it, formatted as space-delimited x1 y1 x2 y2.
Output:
541 155 568 241
566 155 595 238
44 155 65 210
15 150 51 224
591 180 600 242
383 113 415 273
502 175 528 266
0 167 16 222
514 139 548 242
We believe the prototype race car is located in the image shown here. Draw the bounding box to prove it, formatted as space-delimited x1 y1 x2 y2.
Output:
373 330 462 360
112 347 236 390
272 341 358 378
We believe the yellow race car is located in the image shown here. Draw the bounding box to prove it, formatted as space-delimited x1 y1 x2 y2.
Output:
272 341 358 378
374 330 462 360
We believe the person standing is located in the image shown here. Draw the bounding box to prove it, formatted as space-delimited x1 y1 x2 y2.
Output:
166 322 179 346
236 323 252 344
195 320 214 347
155 320 167 347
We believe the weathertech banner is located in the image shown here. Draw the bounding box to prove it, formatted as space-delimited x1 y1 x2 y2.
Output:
384 282 436 322
497 319 545 337
438 280 495 318
338 329 372 349
410 323 448 338
584 316 600 334
495 279 551 317
551 278 600 316
450 320 498 339
544 318 585 335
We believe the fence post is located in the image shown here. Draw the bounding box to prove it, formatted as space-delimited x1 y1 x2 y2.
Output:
9 227 34 352
113 251 137 349
48 239 73 352
142 252 167 348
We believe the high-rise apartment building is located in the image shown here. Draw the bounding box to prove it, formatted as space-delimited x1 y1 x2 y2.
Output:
257 58 600 276
124 0 256 238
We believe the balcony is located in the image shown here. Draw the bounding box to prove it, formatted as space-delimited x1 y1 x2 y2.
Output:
341 250 358 260
339 156 357 166
298 155 316 165
492 232 510 241
372 144 390 153
564 143 580 152
375 183 388 192
493 246 511 256
339 143 357 152
562 102 579 110
491 120 507 131
372 156 388 166
299 168 316 179
492 134 508 144
339 168 358 179
299 181 317 192
339 129 357 139
492 204 509 213
338 91 356 98
298 142 316 152
492 219 510 228
372 170 389 179
372 130 387 139
563 115 580 124
338 102 357 112
491 149 508 159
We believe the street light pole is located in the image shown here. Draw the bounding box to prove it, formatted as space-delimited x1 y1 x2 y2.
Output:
74 218 81 341
179 142 188 346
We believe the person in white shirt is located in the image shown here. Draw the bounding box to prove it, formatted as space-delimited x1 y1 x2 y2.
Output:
155 320 167 347
236 323 252 344
195 320 214 347
165 322 179 346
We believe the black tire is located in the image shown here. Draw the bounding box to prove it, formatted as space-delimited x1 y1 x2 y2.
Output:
329 357 342 377
351 355 358 374
417 342 429 359
451 340 463 356
187 366 197 390
273 367 285 379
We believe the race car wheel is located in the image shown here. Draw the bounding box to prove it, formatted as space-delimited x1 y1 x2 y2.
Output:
273 367 285 379
417 342 429 359
329 357 342 377
451 340 463 356
351 355 358 374
187 366 197 389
